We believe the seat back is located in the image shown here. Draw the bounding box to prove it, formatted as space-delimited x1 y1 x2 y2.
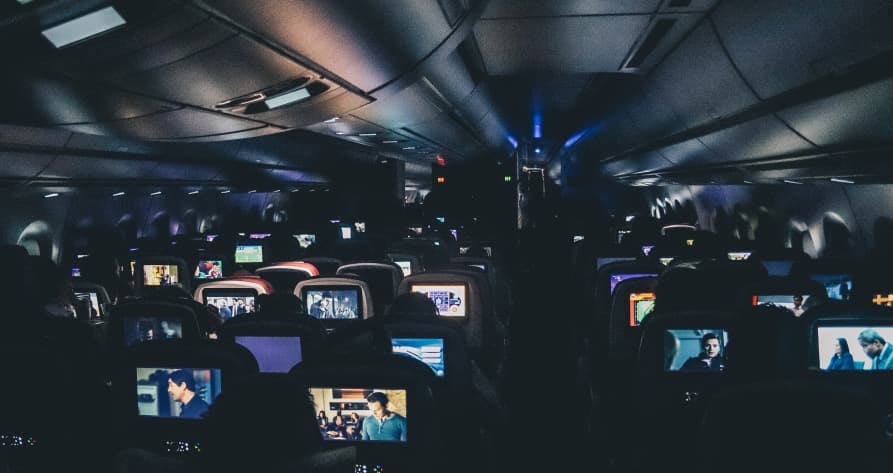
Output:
337 262 403 316
109 299 203 351
193 277 273 322
294 277 374 331
300 257 344 277
70 280 112 320
387 253 422 277
222 316 328 370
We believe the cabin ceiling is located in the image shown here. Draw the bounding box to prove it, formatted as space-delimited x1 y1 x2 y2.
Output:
0 0 891 189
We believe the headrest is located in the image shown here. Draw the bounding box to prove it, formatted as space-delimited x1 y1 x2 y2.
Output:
387 253 423 276
298 257 343 276
698 381 878 472
397 272 481 320
655 260 739 312
294 277 374 319
125 339 258 374
256 261 320 277
388 293 439 323
337 262 403 291
30 255 65 303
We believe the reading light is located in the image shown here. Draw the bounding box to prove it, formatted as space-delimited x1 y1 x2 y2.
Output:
112 191 125 197
743 180 754 184
382 140 398 144
783 179 804 185
403 146 416 150
42 6 126 48
248 190 257 193
263 87 311 109
335 132 347 135
436 177 446 184
323 117 339 123
534 147 542 154
291 189 300 192
830 178 855 184
358 133 377 137
188 190 200 195
273 189 281 193
43 193 59 198
150 191 162 196
220 190 231 194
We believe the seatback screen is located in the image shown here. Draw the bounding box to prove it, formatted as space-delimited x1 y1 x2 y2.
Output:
727 251 752 261
124 317 183 347
234 244 264 264
664 329 729 372
609 273 657 295
395 261 412 277
311 388 408 443
194 260 223 279
204 290 257 319
411 284 466 317
816 326 893 371
304 287 361 320
629 292 655 327
73 291 101 319
753 294 809 316
392 338 445 378
143 264 181 287
136 367 222 419
810 274 853 301
235 336 302 373
294 234 316 249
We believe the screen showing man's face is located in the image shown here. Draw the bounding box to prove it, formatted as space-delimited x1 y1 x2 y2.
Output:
704 338 721 358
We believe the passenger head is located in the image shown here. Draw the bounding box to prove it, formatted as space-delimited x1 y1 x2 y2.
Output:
203 375 322 472
857 329 887 357
256 293 303 317
387 292 439 322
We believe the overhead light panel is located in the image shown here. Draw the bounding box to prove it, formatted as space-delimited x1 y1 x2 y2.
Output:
248 190 257 193
335 132 347 135
783 180 803 185
274 189 281 193
743 180 753 184
43 193 59 198
359 133 377 137
112 191 125 197
220 190 231 194
323 117 340 123
42 6 126 49
403 146 416 150
830 178 855 184
382 140 398 144
264 87 311 109
150 191 162 196
188 190 200 195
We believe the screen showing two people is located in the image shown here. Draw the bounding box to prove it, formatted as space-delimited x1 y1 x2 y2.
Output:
305 289 360 320
136 367 223 419
817 327 893 370
124 317 183 347
312 388 407 443
194 260 223 279
665 329 729 372
143 265 181 287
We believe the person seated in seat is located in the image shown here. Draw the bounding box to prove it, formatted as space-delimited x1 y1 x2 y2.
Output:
361 392 407 442
325 414 347 439
167 369 210 419
858 329 893 370
680 333 727 372
827 337 855 370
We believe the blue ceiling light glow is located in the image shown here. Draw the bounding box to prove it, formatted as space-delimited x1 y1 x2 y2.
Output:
532 114 543 139
564 129 587 148
507 136 518 149
534 147 542 154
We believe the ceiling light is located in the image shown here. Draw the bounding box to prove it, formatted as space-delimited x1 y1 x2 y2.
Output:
783 179 803 185
112 191 125 197
221 190 231 194
335 132 347 135
403 146 416 150
830 178 855 184
150 191 162 196
248 190 257 193
43 193 59 198
743 180 753 184
359 133 377 137
291 189 300 193
263 87 311 109
42 6 126 48
274 189 281 193
323 117 340 123
188 190 199 195
382 140 398 144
